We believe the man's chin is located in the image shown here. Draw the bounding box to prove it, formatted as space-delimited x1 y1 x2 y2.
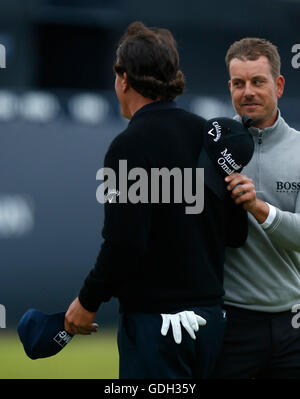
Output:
237 106 261 118
241 108 260 117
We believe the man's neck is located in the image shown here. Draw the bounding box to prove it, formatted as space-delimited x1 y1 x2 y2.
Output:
253 108 279 130
128 97 159 119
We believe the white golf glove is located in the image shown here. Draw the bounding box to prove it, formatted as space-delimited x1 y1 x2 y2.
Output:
160 311 207 344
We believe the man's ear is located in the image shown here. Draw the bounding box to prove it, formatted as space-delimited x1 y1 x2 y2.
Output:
276 75 285 99
122 72 130 92
228 79 232 92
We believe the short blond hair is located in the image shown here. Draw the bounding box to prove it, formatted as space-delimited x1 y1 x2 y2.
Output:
225 37 281 80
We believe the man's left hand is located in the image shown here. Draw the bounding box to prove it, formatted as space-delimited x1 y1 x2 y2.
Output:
64 297 98 335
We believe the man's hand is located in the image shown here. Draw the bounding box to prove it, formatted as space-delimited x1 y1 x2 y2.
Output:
64 297 99 335
225 173 269 224
161 311 206 344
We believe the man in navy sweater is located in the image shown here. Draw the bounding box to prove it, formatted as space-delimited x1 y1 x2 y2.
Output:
64 21 249 378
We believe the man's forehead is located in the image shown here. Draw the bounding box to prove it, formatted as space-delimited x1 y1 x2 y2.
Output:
229 56 272 79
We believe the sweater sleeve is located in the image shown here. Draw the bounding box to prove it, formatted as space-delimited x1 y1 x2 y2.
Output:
78 138 152 312
262 192 300 252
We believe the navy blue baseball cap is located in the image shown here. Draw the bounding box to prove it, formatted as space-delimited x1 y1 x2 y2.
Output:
197 115 254 200
17 309 73 360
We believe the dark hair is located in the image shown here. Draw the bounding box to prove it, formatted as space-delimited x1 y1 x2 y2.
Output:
113 21 185 101
225 37 281 80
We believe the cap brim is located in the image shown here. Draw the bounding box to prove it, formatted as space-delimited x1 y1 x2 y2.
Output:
197 147 227 200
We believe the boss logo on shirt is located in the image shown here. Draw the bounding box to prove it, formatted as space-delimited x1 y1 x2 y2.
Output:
276 181 300 193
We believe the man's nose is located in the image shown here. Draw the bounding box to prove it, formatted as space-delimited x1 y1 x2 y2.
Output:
243 82 255 98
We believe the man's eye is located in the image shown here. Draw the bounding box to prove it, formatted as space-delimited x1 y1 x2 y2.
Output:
253 80 261 85
233 81 242 87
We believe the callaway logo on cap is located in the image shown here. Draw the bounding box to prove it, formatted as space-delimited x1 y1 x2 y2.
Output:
197 115 254 200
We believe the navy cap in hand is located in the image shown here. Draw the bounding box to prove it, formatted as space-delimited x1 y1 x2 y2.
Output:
197 116 254 199
17 309 73 360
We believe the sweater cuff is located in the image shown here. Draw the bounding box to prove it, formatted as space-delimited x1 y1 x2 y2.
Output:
260 203 277 229
78 287 102 313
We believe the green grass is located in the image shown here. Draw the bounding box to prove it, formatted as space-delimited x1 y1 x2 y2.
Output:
0 329 119 379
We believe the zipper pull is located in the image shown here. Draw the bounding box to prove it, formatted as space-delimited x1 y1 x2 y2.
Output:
258 132 262 145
